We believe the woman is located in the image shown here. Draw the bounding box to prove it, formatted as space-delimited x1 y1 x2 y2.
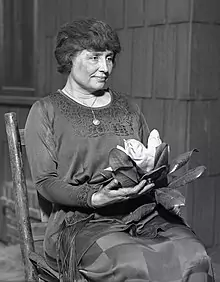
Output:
25 18 214 281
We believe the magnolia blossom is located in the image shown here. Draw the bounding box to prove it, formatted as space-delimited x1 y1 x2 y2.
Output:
116 129 162 172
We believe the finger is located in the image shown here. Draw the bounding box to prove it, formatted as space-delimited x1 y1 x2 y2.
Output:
138 183 155 195
115 180 147 197
127 179 148 194
105 178 119 190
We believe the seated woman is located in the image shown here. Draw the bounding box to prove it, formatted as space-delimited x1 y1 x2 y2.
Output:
25 18 214 282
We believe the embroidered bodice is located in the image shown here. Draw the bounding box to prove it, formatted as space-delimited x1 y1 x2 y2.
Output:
24 90 149 208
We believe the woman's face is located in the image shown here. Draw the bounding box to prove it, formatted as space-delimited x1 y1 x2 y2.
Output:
70 49 114 93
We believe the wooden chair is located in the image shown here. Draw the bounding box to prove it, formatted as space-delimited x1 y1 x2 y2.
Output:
4 112 61 282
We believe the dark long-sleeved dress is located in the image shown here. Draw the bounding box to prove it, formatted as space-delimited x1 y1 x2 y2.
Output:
25 90 214 282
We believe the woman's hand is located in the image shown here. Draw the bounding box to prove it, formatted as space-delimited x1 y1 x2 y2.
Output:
91 179 155 208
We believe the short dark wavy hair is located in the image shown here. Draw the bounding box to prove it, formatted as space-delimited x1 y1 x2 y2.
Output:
54 18 121 74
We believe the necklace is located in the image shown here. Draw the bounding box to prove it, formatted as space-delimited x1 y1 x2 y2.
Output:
88 97 101 126
61 89 101 126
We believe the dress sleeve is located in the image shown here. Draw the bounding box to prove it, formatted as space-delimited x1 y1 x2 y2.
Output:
24 100 99 209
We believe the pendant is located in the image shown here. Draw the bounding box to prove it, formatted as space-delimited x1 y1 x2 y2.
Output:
93 118 100 126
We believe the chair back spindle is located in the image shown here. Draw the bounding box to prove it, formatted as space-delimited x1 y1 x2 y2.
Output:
4 112 38 281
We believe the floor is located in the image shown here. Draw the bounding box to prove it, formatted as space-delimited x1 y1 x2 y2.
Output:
0 243 24 282
0 243 219 281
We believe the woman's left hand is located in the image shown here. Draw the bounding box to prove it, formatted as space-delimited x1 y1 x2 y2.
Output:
91 179 155 208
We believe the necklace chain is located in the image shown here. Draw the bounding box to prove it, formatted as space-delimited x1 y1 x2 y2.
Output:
83 96 101 126
61 89 101 126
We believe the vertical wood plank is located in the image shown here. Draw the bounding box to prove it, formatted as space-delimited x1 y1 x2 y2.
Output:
193 0 220 23
207 100 220 176
70 0 88 19
213 176 220 246
176 23 191 99
3 0 13 86
189 101 209 168
57 0 72 26
43 0 58 36
105 0 124 30
0 0 4 87
111 29 133 94
51 52 66 93
146 0 166 26
87 0 105 21
22 0 34 87
141 98 165 137
167 0 191 23
35 0 46 97
131 26 153 98
191 176 215 248
45 37 53 94
190 24 220 100
133 98 144 112
153 25 177 99
126 0 144 28
163 100 188 159
13 0 22 84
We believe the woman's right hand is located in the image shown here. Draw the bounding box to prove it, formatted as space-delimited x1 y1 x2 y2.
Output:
91 178 155 208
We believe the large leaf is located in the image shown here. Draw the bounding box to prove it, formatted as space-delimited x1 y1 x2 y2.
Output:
123 203 156 224
140 165 167 183
155 188 185 210
168 165 206 189
154 143 169 169
109 148 134 171
113 168 139 187
168 148 199 174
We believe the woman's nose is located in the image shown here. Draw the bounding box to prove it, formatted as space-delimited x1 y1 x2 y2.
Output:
99 57 108 72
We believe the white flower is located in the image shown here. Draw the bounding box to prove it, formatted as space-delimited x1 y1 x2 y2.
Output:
116 129 162 172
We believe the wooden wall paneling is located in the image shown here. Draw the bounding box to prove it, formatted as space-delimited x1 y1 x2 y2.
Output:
213 176 220 246
43 0 58 37
0 0 3 87
141 98 165 137
167 0 191 23
70 0 88 20
45 37 53 95
163 100 188 160
87 0 105 21
21 0 34 87
146 0 166 26
207 100 220 176
185 183 194 226
153 25 177 99
34 40 46 97
131 26 153 98
190 24 220 100
3 0 13 86
111 29 133 95
105 0 124 30
191 176 215 248
57 0 72 26
176 23 191 100
126 0 144 28
189 101 209 169
12 0 23 84
133 98 144 112
193 0 220 24
51 53 66 94
35 0 46 97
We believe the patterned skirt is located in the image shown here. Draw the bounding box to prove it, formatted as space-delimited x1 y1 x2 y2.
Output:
44 207 215 282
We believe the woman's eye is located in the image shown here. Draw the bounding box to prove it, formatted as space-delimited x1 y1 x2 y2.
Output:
91 56 99 61
107 57 113 62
